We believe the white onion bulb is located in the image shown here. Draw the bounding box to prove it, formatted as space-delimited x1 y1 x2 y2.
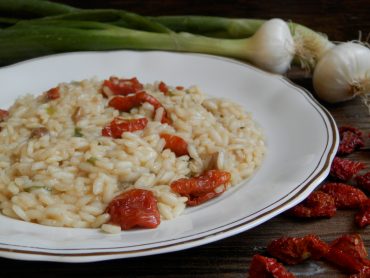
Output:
247 18 295 74
313 42 370 104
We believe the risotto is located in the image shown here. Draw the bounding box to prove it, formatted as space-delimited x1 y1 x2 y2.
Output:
0 76 265 233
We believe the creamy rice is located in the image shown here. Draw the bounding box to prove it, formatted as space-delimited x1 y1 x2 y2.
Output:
0 77 265 231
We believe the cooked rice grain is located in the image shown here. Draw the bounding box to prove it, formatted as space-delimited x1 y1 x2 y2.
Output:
0 77 265 232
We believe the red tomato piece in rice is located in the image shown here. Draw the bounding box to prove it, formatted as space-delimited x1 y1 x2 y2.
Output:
106 189 160 230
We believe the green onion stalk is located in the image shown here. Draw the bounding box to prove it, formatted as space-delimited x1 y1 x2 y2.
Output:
0 20 259 66
0 0 334 72
152 16 334 70
0 0 77 18
0 0 170 33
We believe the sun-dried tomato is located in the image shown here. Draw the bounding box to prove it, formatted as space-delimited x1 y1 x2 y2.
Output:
171 170 231 206
135 92 171 124
287 191 336 218
350 267 370 278
108 94 142 112
356 172 370 192
158 81 169 95
338 126 365 155
159 112 171 125
267 235 330 265
102 117 148 138
30 127 49 139
324 234 370 274
160 133 189 157
320 182 367 209
176 86 184 90
106 189 160 230
330 157 366 181
249 254 296 278
45 87 60 100
355 199 370 228
108 92 171 124
101 76 143 97
0 109 9 122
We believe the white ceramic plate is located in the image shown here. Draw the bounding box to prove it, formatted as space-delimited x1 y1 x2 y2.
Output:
0 51 338 262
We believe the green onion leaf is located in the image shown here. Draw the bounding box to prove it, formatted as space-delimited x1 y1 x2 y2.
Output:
86 157 97 165
46 106 56 116
24 186 51 192
74 127 83 137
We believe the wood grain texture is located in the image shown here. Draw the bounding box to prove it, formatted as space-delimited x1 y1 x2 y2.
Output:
1 1 370 277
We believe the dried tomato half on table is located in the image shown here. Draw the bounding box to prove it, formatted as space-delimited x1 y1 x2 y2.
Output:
287 191 336 218
355 199 370 228
249 254 296 278
349 267 370 278
106 189 160 230
324 234 370 275
171 170 231 206
357 172 370 192
338 126 365 155
330 157 365 181
267 235 330 265
320 182 367 209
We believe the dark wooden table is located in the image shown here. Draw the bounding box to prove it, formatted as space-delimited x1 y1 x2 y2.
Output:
1 1 370 277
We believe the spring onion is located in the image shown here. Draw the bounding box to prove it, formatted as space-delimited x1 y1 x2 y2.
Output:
46 106 56 116
152 15 334 70
74 127 83 137
241 18 294 74
31 10 170 33
0 0 77 18
0 17 19 27
0 0 169 33
0 0 332 71
86 157 97 165
313 42 370 108
152 16 265 39
0 17 296 73
24 185 51 192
